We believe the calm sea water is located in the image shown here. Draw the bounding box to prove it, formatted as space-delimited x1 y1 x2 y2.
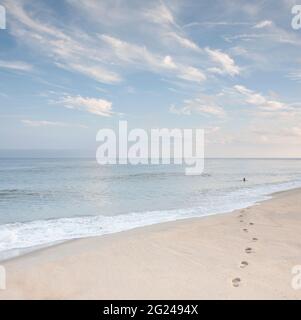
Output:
1 158 301 257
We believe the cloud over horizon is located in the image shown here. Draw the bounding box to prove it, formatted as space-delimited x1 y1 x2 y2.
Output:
1 0 301 156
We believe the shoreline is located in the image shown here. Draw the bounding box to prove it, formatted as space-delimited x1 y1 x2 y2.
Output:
1 187 301 299
1 185 300 263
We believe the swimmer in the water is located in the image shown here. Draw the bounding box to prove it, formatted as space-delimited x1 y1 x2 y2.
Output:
243 178 247 182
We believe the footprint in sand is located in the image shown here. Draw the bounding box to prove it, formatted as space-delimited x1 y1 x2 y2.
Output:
252 238 258 241
240 220 244 223
243 228 248 232
245 247 253 254
232 278 241 287
249 222 254 226
240 261 248 268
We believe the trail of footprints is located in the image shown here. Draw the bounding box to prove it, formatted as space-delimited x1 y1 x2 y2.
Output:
231 208 259 288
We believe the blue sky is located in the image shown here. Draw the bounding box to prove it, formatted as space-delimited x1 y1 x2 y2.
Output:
0 0 301 157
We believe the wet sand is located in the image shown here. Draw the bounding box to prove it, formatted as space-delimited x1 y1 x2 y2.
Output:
1 188 301 299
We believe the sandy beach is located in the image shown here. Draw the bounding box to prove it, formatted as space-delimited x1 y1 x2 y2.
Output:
1 188 301 300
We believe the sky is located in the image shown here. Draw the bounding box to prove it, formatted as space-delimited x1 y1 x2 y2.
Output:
0 0 301 158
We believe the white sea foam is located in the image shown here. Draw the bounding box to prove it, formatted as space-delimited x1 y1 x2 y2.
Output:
0 179 301 259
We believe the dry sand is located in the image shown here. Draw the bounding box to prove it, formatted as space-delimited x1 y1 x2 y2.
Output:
1 188 301 300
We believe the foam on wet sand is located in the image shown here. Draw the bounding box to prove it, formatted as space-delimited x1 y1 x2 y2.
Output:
1 188 301 299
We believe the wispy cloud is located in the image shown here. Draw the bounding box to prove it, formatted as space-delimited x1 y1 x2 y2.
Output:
287 71 301 83
144 2 175 26
165 32 200 51
234 85 287 111
250 126 301 144
224 26 300 46
4 0 122 84
58 62 122 84
170 95 225 117
188 20 273 30
183 21 252 28
58 95 115 117
100 34 206 83
206 48 240 76
253 20 273 29
0 60 33 72
1 0 300 155
5 0 255 89
22 119 87 128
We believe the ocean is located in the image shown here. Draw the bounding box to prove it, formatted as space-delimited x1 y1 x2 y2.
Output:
0 158 301 259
